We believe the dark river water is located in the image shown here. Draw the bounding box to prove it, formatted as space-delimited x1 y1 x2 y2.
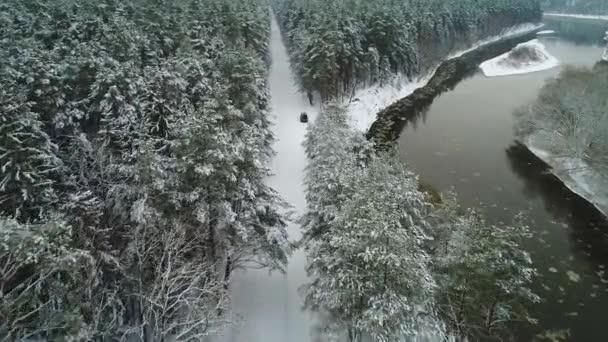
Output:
397 17 608 341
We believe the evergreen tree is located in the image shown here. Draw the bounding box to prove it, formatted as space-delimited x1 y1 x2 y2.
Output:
430 195 540 339
0 216 96 340
0 91 61 220
302 105 443 340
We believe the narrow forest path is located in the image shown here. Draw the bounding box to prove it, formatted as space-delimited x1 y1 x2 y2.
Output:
223 13 320 342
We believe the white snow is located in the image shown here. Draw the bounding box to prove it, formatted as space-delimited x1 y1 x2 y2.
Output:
544 13 608 21
345 75 432 132
479 39 559 77
224 15 320 342
447 23 544 59
537 30 556 35
525 133 608 218
344 23 543 132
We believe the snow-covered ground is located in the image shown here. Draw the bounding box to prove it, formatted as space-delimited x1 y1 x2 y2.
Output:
537 30 556 35
224 15 320 342
345 23 543 132
479 39 559 77
525 134 608 217
544 13 608 21
344 76 432 132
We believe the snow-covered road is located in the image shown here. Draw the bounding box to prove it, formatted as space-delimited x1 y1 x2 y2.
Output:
223 13 320 342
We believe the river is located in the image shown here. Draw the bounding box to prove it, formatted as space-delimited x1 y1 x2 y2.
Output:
396 17 608 341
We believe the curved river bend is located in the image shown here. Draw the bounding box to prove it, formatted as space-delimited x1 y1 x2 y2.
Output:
396 17 608 341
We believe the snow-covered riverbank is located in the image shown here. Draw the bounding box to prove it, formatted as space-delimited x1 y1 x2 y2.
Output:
224 14 320 342
345 23 543 131
525 134 608 217
544 13 608 21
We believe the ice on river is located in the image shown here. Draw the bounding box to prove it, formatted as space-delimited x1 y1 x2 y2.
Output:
479 39 559 77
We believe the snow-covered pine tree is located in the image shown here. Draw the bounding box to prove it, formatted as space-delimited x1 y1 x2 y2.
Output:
0 90 61 221
431 194 540 339
304 154 440 341
0 215 97 340
302 104 371 242
302 104 443 340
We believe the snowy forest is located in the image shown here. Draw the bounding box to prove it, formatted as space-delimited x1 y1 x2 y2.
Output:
0 0 289 339
0 0 557 340
273 0 542 101
541 0 608 14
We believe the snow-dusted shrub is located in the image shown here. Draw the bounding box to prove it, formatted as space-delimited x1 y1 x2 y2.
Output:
0 216 96 340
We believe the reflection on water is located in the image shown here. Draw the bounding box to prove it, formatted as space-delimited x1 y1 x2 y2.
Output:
506 143 608 276
397 18 608 341
505 143 608 340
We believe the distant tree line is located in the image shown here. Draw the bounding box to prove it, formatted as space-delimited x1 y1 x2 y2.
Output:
0 0 289 339
273 0 542 101
543 17 608 45
302 105 539 341
541 0 608 14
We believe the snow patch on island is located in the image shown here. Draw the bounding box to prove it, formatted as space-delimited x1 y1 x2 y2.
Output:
524 133 608 218
544 13 608 21
344 23 543 131
479 39 559 77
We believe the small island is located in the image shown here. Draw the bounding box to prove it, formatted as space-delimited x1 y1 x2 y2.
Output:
480 39 559 76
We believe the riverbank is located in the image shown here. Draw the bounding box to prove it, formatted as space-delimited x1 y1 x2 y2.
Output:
366 26 542 147
346 24 543 132
524 135 608 218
